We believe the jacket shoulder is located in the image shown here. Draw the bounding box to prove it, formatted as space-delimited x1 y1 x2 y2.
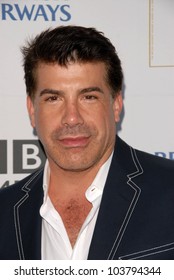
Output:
135 147 174 171
116 136 174 173
0 169 43 200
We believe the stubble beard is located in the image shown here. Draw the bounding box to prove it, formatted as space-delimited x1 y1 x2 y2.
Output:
44 124 104 173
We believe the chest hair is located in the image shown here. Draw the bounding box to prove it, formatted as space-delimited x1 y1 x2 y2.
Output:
54 198 92 247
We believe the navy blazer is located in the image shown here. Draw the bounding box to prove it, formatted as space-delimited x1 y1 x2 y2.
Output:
1 136 174 260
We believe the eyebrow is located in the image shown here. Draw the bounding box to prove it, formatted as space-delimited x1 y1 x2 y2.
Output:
80 87 104 94
39 86 104 97
39 88 63 96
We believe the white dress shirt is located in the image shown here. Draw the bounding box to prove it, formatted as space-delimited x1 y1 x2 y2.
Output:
40 154 113 260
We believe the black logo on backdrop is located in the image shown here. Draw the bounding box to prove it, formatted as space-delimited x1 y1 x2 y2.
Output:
0 139 46 188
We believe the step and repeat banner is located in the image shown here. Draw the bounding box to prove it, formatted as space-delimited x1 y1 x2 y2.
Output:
0 0 174 188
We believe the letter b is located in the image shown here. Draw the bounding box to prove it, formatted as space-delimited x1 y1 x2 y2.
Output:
13 140 46 173
23 144 41 169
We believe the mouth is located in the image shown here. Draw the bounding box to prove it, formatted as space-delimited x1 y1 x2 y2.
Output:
58 136 90 148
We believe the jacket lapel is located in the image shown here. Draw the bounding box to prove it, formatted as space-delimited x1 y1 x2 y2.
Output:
88 136 143 259
13 169 44 260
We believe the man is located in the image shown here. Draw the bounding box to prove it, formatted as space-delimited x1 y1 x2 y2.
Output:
0 26 174 260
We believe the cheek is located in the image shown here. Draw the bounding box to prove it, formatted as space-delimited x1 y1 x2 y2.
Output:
33 109 51 136
104 111 117 139
94 109 116 135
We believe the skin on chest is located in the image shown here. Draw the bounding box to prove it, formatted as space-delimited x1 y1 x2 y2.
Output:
54 198 92 247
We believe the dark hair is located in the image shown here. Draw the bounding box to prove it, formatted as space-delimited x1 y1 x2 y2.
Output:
21 25 123 99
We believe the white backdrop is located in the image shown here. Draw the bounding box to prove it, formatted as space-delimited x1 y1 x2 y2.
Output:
0 0 174 188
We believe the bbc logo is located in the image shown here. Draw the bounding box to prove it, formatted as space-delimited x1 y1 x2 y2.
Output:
0 140 46 174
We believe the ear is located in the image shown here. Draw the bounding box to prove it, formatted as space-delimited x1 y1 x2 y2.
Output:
113 91 123 123
27 96 36 128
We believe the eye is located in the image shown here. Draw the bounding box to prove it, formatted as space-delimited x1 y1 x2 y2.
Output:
84 94 98 101
45 95 59 102
86 95 96 99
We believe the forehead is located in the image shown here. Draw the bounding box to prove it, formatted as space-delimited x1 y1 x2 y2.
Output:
35 61 108 85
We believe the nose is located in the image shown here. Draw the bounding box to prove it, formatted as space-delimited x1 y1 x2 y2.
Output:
61 101 84 127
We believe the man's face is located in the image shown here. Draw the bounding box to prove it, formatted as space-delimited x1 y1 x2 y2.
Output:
27 61 122 173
